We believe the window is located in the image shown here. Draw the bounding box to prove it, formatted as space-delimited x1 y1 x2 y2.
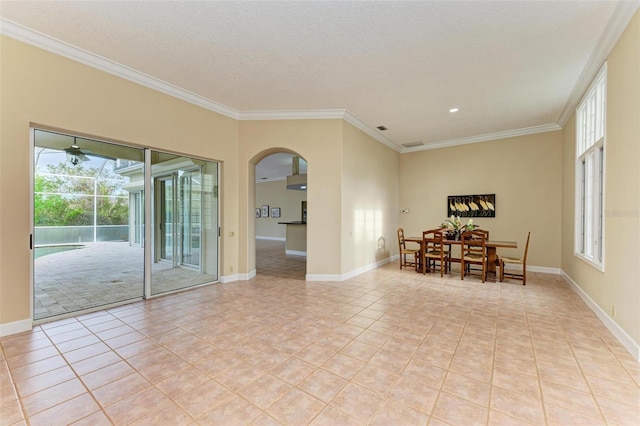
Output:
575 63 606 270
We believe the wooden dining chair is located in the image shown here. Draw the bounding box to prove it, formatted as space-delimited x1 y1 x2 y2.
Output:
397 227 419 270
500 232 530 285
464 228 490 275
421 229 449 276
460 230 488 282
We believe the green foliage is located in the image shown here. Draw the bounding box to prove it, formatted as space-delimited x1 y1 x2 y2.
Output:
34 162 129 226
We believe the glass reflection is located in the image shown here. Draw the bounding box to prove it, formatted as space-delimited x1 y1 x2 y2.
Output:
150 151 219 295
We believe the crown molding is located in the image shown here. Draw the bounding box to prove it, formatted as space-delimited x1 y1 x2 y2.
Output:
239 109 347 120
402 123 562 153
0 21 400 151
342 110 402 152
239 109 402 152
1 15 619 155
557 1 640 127
0 18 240 120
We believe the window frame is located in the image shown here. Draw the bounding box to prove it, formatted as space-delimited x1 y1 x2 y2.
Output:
574 63 606 271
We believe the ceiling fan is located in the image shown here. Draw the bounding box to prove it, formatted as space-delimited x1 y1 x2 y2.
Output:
64 137 115 166
64 139 89 166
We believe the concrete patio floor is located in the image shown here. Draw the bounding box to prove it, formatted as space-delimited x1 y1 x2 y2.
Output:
34 241 217 320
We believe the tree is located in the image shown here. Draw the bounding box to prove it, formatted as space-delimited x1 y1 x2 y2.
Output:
34 162 129 226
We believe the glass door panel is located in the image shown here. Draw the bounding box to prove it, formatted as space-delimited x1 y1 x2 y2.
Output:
33 129 145 320
150 152 218 296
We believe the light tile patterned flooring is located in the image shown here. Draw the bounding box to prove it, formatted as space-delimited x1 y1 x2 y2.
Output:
2 241 639 425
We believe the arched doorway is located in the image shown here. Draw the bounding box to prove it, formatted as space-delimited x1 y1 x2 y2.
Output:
254 152 307 280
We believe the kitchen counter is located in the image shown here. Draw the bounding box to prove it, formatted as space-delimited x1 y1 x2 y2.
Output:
278 222 306 255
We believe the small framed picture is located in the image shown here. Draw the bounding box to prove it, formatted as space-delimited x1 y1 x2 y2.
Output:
271 207 281 218
255 208 261 218
261 205 269 218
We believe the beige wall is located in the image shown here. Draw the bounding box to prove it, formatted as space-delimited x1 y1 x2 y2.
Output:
0 36 240 328
239 119 343 277
399 131 563 269
240 120 400 279
561 11 640 347
255 180 307 239
342 122 400 274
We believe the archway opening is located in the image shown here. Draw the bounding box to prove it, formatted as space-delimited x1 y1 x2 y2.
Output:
254 152 307 280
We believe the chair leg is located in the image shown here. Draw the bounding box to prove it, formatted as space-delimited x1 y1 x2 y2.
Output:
499 260 504 282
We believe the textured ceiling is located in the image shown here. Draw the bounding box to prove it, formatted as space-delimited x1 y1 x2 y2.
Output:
1 0 638 156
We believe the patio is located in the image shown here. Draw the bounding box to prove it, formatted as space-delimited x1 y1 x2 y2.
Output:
34 241 217 320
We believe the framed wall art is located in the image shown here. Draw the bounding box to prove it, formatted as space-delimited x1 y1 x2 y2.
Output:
255 208 261 218
271 207 281 218
447 194 495 217
261 205 269 218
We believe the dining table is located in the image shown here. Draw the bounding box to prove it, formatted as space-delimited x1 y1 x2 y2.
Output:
404 235 518 282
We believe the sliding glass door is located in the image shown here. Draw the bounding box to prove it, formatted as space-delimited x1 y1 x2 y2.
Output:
150 152 219 296
32 129 220 321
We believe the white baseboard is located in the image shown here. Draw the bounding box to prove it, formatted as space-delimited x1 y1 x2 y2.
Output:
220 270 255 283
219 274 236 283
527 265 562 274
256 236 286 241
307 256 393 282
306 273 343 281
0 318 32 337
341 257 393 281
285 250 306 256
562 271 640 362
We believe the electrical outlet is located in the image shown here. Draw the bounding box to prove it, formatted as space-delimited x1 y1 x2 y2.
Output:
229 231 234 237
230 266 233 273
611 306 616 317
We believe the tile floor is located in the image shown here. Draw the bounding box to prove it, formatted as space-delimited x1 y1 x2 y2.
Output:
1 241 639 425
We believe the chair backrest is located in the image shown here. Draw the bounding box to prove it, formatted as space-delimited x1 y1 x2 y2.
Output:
475 229 489 240
461 229 487 257
523 232 531 262
397 227 406 249
422 228 445 251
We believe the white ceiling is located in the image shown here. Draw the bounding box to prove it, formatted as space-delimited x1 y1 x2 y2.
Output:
1 1 638 162
256 153 307 182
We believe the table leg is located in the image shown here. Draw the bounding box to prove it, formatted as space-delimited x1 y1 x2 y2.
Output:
486 247 497 282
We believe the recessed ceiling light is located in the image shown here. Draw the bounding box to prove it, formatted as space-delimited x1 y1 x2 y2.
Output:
449 108 459 113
